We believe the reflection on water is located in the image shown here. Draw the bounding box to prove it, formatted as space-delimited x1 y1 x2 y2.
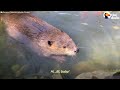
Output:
0 11 120 79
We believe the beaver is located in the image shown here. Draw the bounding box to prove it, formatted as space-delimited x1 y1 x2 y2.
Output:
1 13 79 63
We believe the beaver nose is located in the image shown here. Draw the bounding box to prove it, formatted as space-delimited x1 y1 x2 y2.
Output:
74 48 79 53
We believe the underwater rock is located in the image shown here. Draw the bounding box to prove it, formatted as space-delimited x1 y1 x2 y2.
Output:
105 71 120 79
52 73 63 79
75 70 114 79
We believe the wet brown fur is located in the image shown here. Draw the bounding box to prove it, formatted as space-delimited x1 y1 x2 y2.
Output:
0 13 78 63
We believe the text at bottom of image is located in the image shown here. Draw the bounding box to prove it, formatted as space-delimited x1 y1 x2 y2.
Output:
50 70 70 74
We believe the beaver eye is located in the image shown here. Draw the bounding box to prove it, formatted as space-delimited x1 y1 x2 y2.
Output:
63 46 66 48
48 41 54 46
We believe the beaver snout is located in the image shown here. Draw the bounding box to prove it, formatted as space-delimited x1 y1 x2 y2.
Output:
74 48 79 53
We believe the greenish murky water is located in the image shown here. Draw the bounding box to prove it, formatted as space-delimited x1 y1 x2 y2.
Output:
0 11 120 79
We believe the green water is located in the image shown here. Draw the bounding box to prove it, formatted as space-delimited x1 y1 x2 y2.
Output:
0 11 120 79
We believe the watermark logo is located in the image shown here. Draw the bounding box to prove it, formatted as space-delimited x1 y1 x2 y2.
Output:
103 11 111 19
103 11 120 19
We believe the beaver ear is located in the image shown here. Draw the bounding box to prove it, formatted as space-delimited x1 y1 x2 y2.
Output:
60 30 65 33
60 30 63 32
48 41 54 46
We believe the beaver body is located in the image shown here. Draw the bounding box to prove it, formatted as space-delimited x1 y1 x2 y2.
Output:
1 13 79 63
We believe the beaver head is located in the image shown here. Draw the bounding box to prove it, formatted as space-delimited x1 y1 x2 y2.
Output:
37 29 79 62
